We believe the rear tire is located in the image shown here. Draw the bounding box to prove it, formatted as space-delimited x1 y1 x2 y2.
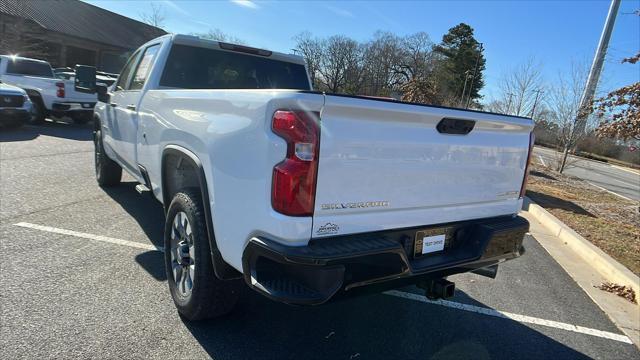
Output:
94 128 122 187
28 99 45 125
164 190 240 321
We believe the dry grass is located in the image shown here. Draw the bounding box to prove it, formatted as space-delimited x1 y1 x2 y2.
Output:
526 163 640 276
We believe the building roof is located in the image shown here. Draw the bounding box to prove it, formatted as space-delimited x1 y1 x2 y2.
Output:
0 0 166 50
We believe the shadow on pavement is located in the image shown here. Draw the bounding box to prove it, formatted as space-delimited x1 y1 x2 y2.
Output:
102 181 165 248
526 190 594 217
180 287 592 360
135 250 166 281
530 170 556 181
101 181 167 281
0 119 92 142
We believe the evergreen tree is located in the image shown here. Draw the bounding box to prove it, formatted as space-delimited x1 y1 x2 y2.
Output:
434 23 486 106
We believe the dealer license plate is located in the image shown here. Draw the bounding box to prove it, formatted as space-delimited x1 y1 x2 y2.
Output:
414 228 451 257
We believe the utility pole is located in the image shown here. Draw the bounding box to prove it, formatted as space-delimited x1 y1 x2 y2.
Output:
559 0 621 173
459 70 471 108
530 89 543 118
466 42 484 109
506 93 515 115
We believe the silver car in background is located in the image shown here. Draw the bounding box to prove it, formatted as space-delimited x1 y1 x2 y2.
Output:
0 80 32 128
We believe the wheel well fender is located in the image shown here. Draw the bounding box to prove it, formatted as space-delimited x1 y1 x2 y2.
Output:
25 89 45 108
93 113 101 131
161 145 241 280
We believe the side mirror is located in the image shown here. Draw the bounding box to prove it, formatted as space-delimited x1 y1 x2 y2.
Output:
96 84 110 103
74 65 97 93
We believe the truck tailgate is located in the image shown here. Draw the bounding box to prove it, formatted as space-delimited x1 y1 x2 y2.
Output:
312 95 534 238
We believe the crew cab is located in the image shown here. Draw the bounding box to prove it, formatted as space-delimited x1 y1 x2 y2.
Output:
0 80 32 128
0 55 97 124
80 34 534 320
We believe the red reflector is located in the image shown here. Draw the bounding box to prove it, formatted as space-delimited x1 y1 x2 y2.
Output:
56 82 65 98
271 110 320 216
272 159 317 216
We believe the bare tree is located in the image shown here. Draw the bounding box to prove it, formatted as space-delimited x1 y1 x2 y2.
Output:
293 32 324 89
291 30 447 104
360 31 403 96
194 29 245 44
139 3 166 28
545 62 592 172
317 35 361 93
496 58 544 116
393 33 435 83
391 32 443 104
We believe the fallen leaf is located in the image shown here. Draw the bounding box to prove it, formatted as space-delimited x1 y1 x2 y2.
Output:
595 282 637 304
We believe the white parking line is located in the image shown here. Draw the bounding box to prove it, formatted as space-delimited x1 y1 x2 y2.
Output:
611 164 640 175
537 154 547 167
12 222 633 345
14 222 163 252
384 290 633 344
586 182 634 201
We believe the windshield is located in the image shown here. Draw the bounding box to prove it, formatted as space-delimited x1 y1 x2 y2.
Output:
6 59 55 78
160 44 310 90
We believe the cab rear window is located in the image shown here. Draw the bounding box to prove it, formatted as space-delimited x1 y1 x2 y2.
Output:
6 59 54 78
160 44 310 90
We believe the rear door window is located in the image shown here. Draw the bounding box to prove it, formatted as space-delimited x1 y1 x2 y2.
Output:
114 50 141 91
160 44 310 90
6 59 54 77
129 44 160 90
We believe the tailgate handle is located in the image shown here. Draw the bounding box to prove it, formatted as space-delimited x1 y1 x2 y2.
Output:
436 118 475 135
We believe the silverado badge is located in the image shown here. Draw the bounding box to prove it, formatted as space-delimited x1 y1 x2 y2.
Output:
320 201 389 210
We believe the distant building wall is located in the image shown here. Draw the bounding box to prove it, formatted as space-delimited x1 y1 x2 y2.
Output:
0 13 131 72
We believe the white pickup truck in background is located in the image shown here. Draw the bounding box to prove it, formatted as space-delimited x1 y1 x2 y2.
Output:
79 34 534 321
0 55 97 124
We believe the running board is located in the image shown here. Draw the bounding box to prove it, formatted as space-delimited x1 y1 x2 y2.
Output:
135 184 150 194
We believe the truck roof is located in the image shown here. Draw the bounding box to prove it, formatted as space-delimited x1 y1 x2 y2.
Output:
0 55 51 64
167 34 307 66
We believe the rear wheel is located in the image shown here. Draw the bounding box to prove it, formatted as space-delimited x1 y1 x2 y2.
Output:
28 99 45 125
94 128 122 186
164 190 240 321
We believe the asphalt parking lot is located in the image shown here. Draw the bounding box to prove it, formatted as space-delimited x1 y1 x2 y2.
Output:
1 121 639 359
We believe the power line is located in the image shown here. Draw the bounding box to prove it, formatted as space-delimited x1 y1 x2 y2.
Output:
530 89 543 118
466 42 484 109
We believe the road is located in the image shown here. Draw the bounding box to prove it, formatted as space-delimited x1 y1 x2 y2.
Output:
1 122 638 359
533 146 640 201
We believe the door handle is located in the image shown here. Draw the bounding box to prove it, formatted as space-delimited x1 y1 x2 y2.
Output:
109 102 118 107
126 104 136 111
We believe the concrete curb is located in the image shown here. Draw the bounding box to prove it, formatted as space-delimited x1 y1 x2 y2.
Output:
523 197 640 300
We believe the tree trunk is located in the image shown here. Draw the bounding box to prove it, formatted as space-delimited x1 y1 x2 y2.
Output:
559 145 570 173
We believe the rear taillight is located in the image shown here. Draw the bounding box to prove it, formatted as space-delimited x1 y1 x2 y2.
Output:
56 82 65 98
520 132 535 198
271 110 320 216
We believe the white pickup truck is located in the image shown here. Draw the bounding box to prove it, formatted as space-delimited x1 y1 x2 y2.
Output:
0 55 97 124
80 34 534 321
